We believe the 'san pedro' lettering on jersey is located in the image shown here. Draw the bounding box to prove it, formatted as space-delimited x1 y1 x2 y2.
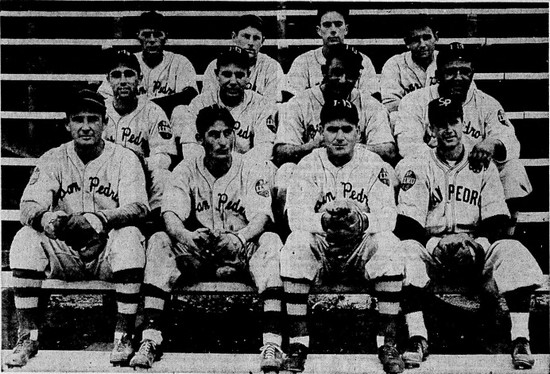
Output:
122 127 145 147
314 191 335 211
404 77 437 95
152 81 176 96
448 184 480 206
196 200 210 212
341 182 369 206
59 182 81 200
217 193 246 217
463 121 482 139
89 177 119 203
430 186 444 208
233 121 252 140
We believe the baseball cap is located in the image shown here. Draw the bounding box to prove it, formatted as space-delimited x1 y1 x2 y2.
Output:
437 42 473 70
320 99 359 126
428 97 463 127
105 49 141 74
138 11 165 31
216 46 250 71
233 14 264 35
66 89 106 117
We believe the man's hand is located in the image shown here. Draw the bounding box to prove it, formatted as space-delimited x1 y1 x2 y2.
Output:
321 199 368 245
173 227 214 256
433 233 484 273
56 213 107 262
41 211 69 239
469 139 499 173
214 231 245 262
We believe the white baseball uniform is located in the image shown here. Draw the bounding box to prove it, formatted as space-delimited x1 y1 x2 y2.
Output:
98 51 198 100
396 148 543 293
286 47 379 97
202 52 286 102
394 84 532 199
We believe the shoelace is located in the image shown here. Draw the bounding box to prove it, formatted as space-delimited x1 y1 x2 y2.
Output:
139 340 156 355
260 344 281 359
13 336 32 354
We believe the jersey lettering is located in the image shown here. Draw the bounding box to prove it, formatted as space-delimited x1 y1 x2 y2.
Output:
463 121 482 139
122 127 145 147
314 191 335 211
196 200 210 212
152 81 176 96
448 184 480 206
233 121 252 140
59 182 81 200
430 186 444 207
217 193 246 216
341 182 369 206
405 83 422 94
89 177 119 203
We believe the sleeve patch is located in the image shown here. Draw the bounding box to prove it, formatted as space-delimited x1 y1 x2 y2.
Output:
400 170 416 191
266 115 277 134
29 167 40 185
254 179 270 197
497 109 510 127
378 168 390 186
158 120 173 139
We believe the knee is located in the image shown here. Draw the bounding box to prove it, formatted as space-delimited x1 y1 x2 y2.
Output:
492 239 533 261
110 226 146 268
280 231 311 259
258 232 283 249
146 232 174 263
9 226 47 270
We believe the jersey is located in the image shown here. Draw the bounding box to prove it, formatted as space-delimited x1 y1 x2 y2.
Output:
286 47 379 97
286 146 396 235
394 84 521 161
275 85 393 147
104 96 177 162
162 152 273 232
202 52 286 102
396 147 510 237
98 51 198 100
380 50 438 113
20 141 149 227
171 90 277 154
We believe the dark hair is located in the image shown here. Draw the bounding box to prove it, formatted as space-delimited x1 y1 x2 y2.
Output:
323 44 363 80
233 14 264 36
437 42 474 70
216 46 250 71
196 104 236 136
105 49 141 74
138 11 165 31
428 97 463 128
66 89 106 117
403 15 437 41
317 6 349 23
320 99 359 126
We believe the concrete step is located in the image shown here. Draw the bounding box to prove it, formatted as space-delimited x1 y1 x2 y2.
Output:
2 350 549 373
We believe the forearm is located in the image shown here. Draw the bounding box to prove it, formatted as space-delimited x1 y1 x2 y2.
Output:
366 142 397 164
20 201 48 231
273 143 316 166
99 202 149 229
164 211 192 244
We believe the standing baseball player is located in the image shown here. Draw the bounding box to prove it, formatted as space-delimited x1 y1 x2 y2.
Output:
380 16 439 130
394 97 543 370
130 105 285 373
171 46 278 162
201 14 286 103
280 100 408 374
98 11 198 117
5 89 149 368
103 49 177 216
394 42 532 228
286 6 379 99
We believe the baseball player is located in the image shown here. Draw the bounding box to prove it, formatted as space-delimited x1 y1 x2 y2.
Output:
380 16 439 131
130 105 285 373
394 42 532 228
201 14 286 103
280 100 407 374
98 11 198 117
171 46 278 162
5 89 149 368
286 6 379 99
394 97 543 370
103 49 177 215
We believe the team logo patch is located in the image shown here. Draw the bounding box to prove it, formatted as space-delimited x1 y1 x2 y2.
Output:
306 124 319 141
378 168 390 186
254 179 270 197
266 115 277 134
400 170 416 191
29 167 40 185
158 120 173 139
497 109 510 126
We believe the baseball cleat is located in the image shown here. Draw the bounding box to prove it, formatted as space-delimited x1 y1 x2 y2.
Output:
283 342 308 372
5 333 39 368
378 343 404 374
259 342 284 373
511 337 535 370
130 339 158 369
402 335 429 368
110 333 134 366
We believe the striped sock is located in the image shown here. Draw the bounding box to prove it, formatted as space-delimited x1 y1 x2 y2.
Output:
261 287 283 346
113 269 143 334
142 283 171 331
283 279 310 347
12 269 45 334
374 276 403 345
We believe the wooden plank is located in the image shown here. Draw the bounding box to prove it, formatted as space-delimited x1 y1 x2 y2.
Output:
1 350 549 373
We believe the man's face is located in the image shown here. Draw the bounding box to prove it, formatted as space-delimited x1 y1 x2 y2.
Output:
66 111 106 148
200 120 235 161
431 116 463 150
317 11 348 46
217 63 249 104
324 57 357 99
406 26 438 61
437 60 474 101
107 65 141 100
323 118 359 161
137 28 167 55
232 26 264 61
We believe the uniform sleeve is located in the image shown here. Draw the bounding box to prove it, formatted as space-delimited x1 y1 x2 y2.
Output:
364 163 397 233
148 103 177 159
362 100 395 146
480 163 510 221
394 93 431 158
286 54 309 96
286 159 325 233
396 158 430 227
253 98 277 147
201 60 219 98
358 54 380 97
172 98 200 145
243 160 274 222
380 56 405 113
274 97 306 146
174 55 198 92
97 78 113 101
162 164 192 223
482 97 521 162
263 60 285 103
19 151 61 226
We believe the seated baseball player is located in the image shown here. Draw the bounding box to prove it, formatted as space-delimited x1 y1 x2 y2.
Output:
394 42 532 230
5 89 149 368
394 97 543 370
286 6 379 99
201 14 286 103
98 11 198 117
171 46 278 162
103 49 177 220
380 16 439 131
130 105 285 372
280 99 408 374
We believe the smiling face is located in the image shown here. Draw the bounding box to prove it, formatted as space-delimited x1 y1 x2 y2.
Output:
232 26 264 62
107 65 141 100
66 111 106 148
317 11 348 46
137 27 167 56
406 26 438 63
323 118 359 165
431 115 463 150
437 60 474 102
217 63 249 106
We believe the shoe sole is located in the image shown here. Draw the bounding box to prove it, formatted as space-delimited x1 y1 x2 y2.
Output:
513 359 535 370
383 362 405 374
5 351 38 368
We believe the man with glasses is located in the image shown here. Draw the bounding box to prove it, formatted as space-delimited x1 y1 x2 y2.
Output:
286 6 379 99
